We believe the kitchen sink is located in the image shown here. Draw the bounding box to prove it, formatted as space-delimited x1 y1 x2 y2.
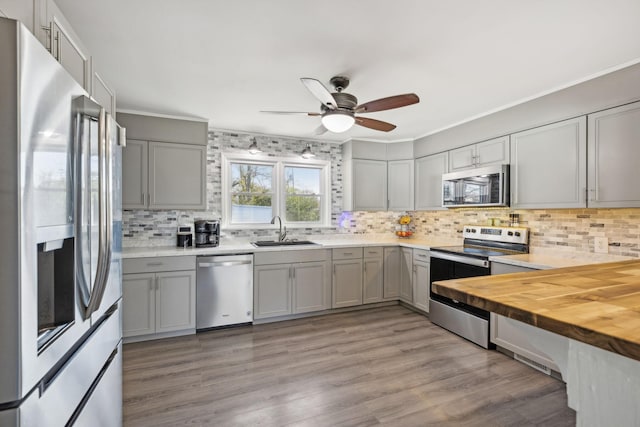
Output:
251 240 319 247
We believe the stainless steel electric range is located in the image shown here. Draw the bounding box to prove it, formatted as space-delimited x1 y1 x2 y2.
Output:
429 225 529 348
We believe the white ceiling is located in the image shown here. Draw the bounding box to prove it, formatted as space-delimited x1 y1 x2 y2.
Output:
57 0 640 143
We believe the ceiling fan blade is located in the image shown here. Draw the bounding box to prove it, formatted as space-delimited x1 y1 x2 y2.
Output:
314 124 328 135
300 78 337 110
260 111 321 116
355 93 419 113
355 117 397 132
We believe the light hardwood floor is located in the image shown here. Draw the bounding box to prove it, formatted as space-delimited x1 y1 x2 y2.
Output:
123 306 575 426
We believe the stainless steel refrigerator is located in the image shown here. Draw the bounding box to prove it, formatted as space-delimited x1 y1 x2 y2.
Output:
0 17 124 426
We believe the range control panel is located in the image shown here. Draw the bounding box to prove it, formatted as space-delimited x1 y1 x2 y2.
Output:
462 225 529 245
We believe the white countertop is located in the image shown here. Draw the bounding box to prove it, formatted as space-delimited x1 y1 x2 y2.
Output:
122 236 459 259
123 235 635 269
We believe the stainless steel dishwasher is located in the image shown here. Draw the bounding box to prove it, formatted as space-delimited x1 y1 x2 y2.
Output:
196 254 253 330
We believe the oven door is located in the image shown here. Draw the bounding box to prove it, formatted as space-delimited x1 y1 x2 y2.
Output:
429 251 490 319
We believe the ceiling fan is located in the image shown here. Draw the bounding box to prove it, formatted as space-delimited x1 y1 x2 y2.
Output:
261 76 420 134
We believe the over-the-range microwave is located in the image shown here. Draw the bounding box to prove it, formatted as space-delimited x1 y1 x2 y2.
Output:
442 164 509 208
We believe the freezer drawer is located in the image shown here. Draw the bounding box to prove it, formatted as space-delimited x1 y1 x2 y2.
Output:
196 255 253 330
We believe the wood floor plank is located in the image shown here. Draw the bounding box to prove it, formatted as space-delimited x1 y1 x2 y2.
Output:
123 306 575 426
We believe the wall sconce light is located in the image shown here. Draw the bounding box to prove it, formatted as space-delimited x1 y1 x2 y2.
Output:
301 144 315 159
248 138 261 154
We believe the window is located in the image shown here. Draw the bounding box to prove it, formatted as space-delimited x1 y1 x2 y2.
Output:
222 154 330 227
285 166 321 222
230 162 274 223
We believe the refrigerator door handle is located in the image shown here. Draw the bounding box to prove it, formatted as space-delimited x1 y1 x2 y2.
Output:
84 108 113 318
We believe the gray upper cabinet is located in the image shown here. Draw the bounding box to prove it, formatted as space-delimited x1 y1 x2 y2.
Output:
351 159 388 211
587 101 640 208
414 152 448 210
148 142 206 210
122 139 148 209
387 160 414 211
51 17 89 90
91 70 116 117
119 113 208 210
510 116 587 209
449 136 509 171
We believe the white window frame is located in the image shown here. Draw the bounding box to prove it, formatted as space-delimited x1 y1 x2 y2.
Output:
221 153 331 229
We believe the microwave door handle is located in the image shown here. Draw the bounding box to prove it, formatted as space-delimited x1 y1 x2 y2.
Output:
84 108 111 318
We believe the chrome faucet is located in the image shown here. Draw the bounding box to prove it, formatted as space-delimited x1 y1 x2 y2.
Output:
270 216 287 241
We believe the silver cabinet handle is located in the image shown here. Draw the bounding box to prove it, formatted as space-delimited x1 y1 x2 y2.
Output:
292 267 296 279
333 264 336 276
343 252 353 255
147 262 163 266
155 276 159 290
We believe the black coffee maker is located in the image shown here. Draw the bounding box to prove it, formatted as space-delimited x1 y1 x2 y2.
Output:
194 219 220 247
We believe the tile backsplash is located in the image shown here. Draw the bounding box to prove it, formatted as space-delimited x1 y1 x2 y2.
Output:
123 130 640 257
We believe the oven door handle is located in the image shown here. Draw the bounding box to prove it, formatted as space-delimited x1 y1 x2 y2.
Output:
429 251 489 268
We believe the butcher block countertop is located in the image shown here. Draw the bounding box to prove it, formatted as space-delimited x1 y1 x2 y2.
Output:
432 260 640 362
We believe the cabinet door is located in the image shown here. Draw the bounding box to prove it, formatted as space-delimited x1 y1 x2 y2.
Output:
510 116 587 209
254 265 292 319
293 261 330 314
363 257 384 304
155 270 196 333
148 142 206 210
383 247 400 299
414 152 448 210
332 259 363 308
387 160 414 211
52 19 89 90
122 139 148 209
122 273 155 338
413 261 430 312
588 102 640 208
92 71 116 117
352 159 387 211
475 136 509 167
448 145 476 171
399 248 413 303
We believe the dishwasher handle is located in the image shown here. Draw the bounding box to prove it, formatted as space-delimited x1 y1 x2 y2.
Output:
199 260 253 268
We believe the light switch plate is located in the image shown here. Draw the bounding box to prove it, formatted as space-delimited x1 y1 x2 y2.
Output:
594 237 609 253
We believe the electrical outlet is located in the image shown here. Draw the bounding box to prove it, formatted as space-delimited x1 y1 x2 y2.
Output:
594 237 609 254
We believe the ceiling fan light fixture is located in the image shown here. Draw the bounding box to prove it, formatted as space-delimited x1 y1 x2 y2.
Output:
248 137 261 154
321 111 355 133
301 144 315 159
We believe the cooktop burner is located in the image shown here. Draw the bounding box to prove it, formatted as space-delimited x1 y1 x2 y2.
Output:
431 225 530 260
429 245 526 259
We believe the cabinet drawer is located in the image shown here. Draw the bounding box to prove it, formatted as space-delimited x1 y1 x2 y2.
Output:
254 249 329 266
332 247 363 260
413 249 430 263
363 247 383 258
123 256 195 274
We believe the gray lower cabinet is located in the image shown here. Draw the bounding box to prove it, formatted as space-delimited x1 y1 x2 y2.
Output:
510 116 587 209
253 265 292 319
363 247 384 304
122 256 196 341
587 101 640 208
490 261 561 372
399 248 413 303
332 259 363 308
414 152 448 210
254 249 331 320
412 249 430 312
383 247 400 298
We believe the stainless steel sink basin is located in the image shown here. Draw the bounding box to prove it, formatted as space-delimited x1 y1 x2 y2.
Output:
251 240 318 247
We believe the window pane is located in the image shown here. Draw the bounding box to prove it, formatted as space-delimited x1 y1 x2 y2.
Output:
285 167 320 194
232 194 273 223
231 163 273 193
285 195 320 222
